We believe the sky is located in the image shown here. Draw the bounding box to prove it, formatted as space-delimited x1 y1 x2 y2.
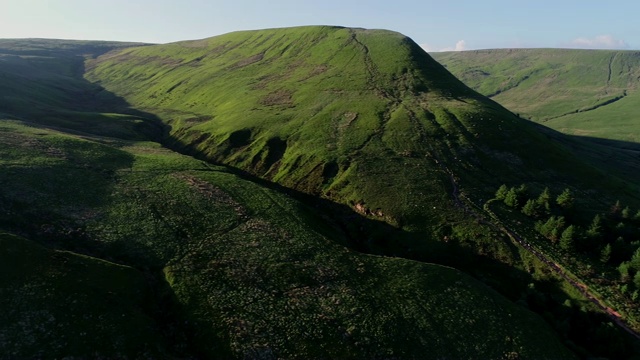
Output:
1 0 638 51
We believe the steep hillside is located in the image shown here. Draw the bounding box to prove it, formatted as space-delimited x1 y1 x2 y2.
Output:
0 37 583 358
5 28 640 357
432 49 640 144
86 27 631 232
0 39 151 139
82 28 640 357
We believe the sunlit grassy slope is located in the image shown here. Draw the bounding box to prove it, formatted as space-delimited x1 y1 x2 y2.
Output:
86 26 633 233
0 36 579 358
432 49 640 143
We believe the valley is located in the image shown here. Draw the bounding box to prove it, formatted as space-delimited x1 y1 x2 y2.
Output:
2 28 640 358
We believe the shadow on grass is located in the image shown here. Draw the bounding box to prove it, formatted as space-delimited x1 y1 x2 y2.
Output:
159 119 640 358
531 122 640 202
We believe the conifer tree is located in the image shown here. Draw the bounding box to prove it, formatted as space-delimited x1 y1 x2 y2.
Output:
618 261 631 282
622 206 631 220
537 216 566 243
556 188 574 210
516 184 528 196
537 187 551 205
634 272 640 289
630 248 640 271
504 187 519 208
535 187 552 215
560 225 575 250
586 214 603 239
600 244 612 264
495 184 508 200
522 199 537 217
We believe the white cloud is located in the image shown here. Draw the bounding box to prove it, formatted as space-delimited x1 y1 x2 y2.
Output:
567 35 628 49
420 40 467 52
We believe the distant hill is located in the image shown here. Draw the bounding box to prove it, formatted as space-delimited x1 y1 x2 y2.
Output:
2 28 640 358
432 49 640 144
0 38 148 56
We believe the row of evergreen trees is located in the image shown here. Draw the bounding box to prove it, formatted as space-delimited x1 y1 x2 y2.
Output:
495 185 640 358
496 185 640 289
495 185 639 357
495 184 575 217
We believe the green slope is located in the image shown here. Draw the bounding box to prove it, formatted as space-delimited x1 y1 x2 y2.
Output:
81 27 640 357
86 26 631 231
0 37 581 358
0 232 165 358
432 49 640 143
0 119 574 359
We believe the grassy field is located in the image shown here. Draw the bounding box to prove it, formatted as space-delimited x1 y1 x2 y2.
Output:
0 118 578 358
5 27 640 358
432 49 640 143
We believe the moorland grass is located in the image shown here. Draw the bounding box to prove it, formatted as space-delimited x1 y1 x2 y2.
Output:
4 29 639 358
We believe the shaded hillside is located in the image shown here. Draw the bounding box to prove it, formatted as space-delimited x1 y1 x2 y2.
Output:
0 232 166 358
432 49 640 144
0 38 581 358
0 119 574 358
0 39 152 139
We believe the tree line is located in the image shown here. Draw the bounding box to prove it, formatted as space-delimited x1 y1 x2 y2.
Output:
494 184 640 357
495 185 640 297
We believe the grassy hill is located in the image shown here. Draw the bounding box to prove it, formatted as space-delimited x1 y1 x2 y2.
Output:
432 48 640 207
432 49 640 144
0 119 574 358
2 28 640 358
86 27 636 227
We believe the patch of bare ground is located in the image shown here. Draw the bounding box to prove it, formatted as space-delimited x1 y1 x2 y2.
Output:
229 52 265 69
298 64 329 82
173 173 248 218
183 115 214 125
260 90 294 107
353 202 385 218
251 60 303 90
251 73 285 90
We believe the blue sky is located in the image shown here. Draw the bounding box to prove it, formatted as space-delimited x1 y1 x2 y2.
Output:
1 0 638 51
